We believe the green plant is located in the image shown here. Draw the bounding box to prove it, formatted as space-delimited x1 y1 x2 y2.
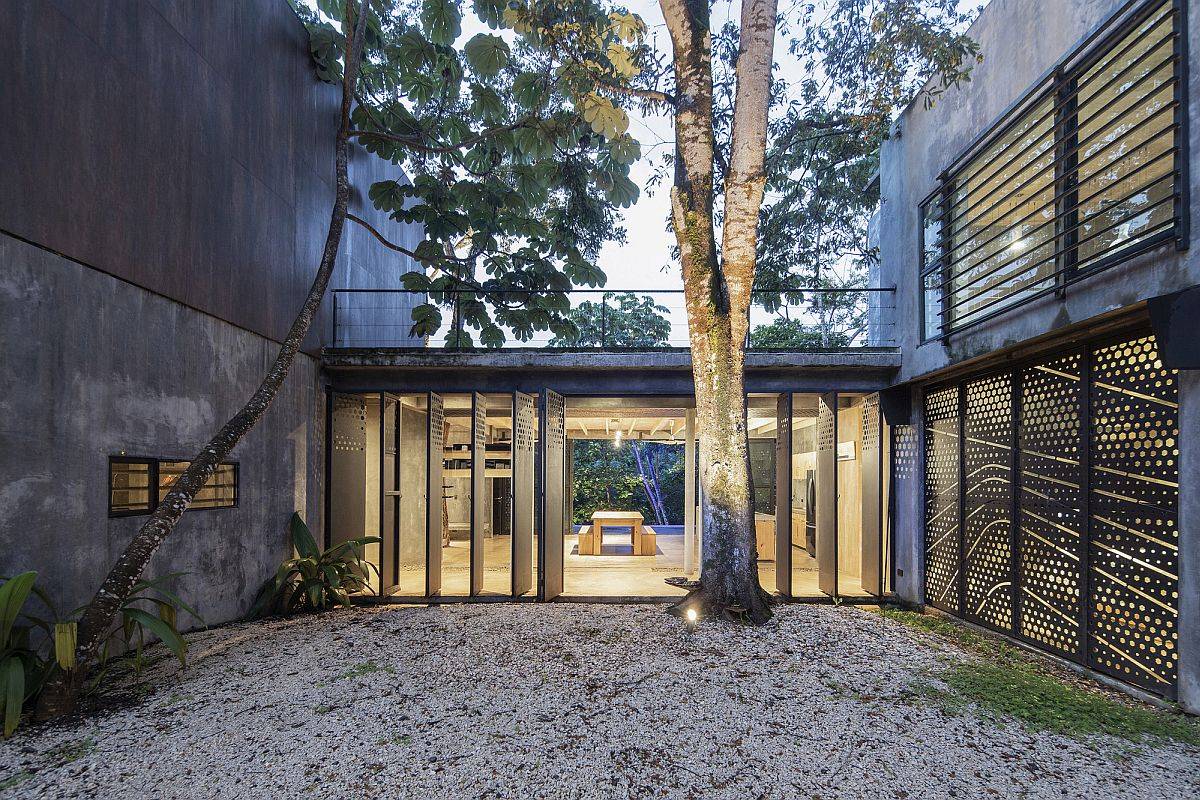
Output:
250 513 379 618
881 608 1200 744
97 573 204 679
0 572 73 737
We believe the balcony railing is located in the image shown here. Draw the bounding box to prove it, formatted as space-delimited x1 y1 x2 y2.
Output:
330 287 896 350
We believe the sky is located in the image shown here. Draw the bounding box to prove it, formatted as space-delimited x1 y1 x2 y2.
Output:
594 0 770 293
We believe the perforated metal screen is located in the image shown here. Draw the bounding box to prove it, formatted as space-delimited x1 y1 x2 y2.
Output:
924 386 961 613
921 332 1180 697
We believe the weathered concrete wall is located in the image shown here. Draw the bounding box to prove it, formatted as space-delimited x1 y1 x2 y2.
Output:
0 0 424 628
0 0 424 351
879 0 1200 382
0 235 324 625
1178 370 1199 714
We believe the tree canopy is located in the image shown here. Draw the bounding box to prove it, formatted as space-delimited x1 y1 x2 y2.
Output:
293 0 652 347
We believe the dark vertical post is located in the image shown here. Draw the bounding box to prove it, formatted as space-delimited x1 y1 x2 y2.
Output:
774 392 792 597
600 293 608 348
937 179 953 336
378 393 387 595
323 388 333 550
454 292 463 350
332 291 340 347
1054 69 1079 292
1009 371 1023 637
956 381 968 617
1079 346 1093 666
1173 0 1190 248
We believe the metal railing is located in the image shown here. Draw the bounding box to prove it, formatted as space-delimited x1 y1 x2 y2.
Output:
330 287 897 350
919 0 1186 340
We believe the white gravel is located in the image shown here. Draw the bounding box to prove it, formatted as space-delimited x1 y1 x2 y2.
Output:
1 603 1197 799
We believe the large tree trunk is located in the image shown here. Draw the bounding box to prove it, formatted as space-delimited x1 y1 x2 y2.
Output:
660 0 778 623
36 2 371 720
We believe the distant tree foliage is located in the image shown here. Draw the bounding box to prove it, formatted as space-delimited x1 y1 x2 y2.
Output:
572 439 683 525
752 1 980 343
748 318 853 350
548 292 671 347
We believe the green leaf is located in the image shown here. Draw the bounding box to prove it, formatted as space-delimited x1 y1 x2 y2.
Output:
473 0 506 28
479 324 506 348
390 30 434 72
122 608 188 669
290 513 320 559
421 0 461 46
369 180 407 213
2 657 25 737
606 42 638 78
579 94 628 140
401 73 437 106
306 24 344 84
463 145 494 173
410 303 443 337
609 11 644 42
399 271 432 291
512 73 550 110
608 134 641 166
464 34 510 78
0 572 36 647
606 172 639 208
470 85 506 122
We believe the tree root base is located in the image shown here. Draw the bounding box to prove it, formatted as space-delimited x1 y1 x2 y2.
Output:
667 582 776 625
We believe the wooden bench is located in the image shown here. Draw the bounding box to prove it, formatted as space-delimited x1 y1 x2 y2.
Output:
634 525 657 556
576 525 595 555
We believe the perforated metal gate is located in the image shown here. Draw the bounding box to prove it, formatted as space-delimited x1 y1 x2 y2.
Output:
921 332 1180 697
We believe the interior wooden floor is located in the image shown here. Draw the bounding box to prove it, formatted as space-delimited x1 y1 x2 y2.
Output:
387 529 871 599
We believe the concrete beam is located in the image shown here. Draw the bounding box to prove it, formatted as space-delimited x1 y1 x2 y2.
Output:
321 348 902 395
322 347 901 371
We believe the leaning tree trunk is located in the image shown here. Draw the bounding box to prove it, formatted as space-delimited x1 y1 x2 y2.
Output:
36 2 371 720
660 0 778 623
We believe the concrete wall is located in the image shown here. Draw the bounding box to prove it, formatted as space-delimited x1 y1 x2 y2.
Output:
0 0 423 627
879 0 1200 381
0 0 424 351
0 235 324 625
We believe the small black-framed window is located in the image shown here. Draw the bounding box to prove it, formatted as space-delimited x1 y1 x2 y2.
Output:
108 456 238 517
918 194 946 342
109 457 156 517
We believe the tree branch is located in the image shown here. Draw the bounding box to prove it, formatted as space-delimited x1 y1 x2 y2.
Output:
349 116 534 155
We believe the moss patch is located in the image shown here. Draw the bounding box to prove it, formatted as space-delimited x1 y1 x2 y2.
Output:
0 772 33 791
879 608 1200 745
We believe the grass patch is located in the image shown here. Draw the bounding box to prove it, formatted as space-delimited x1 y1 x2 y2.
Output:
878 608 1200 745
376 734 412 747
0 772 33 791
338 660 396 680
46 737 97 764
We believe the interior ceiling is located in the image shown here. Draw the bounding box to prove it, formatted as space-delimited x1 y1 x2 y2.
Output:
405 393 863 437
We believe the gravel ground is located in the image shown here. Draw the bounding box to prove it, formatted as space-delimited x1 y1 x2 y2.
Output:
1 603 1197 799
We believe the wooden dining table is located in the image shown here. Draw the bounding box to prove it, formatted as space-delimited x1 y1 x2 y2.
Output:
583 510 648 555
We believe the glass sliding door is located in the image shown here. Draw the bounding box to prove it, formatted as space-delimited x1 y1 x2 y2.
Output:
329 392 379 593
790 394 820 595
395 394 428 597
436 395 473 597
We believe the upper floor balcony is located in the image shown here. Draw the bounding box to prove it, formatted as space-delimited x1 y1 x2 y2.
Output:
329 286 897 352
916 0 1188 341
